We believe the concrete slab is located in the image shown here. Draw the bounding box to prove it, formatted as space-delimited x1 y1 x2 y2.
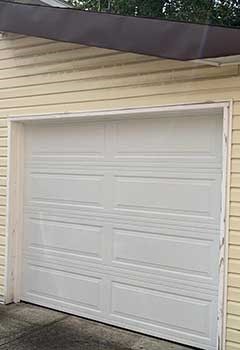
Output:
132 337 191 350
1 302 66 325
0 312 34 346
58 316 141 348
0 317 124 350
0 303 194 350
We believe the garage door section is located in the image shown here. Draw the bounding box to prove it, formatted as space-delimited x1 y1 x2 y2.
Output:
22 112 223 350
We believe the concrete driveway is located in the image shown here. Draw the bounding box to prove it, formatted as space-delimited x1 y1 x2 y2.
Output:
0 303 193 350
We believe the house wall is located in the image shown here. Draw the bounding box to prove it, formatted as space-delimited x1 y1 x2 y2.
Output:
0 33 239 350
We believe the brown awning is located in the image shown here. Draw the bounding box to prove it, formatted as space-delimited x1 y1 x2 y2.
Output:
0 0 240 61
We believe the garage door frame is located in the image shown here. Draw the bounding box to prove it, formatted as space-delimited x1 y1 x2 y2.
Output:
4 102 232 350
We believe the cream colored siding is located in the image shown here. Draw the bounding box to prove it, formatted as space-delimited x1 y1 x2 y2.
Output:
0 33 239 349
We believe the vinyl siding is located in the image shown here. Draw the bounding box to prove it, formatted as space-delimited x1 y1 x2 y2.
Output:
0 33 239 348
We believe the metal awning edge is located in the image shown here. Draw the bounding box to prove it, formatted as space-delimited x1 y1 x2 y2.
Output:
0 1 240 61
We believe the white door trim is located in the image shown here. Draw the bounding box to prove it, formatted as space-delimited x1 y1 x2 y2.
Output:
8 102 229 123
5 102 232 350
221 101 233 350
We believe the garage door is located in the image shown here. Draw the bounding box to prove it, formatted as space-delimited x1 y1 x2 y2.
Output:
21 112 223 350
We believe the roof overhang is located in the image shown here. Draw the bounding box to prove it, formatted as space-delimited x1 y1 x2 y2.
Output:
0 1 240 61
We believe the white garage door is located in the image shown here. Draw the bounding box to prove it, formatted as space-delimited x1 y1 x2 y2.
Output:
22 112 223 350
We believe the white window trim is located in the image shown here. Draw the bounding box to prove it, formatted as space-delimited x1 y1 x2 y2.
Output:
4 102 232 350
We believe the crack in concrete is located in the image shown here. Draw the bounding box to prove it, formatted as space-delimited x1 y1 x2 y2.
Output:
0 313 69 348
